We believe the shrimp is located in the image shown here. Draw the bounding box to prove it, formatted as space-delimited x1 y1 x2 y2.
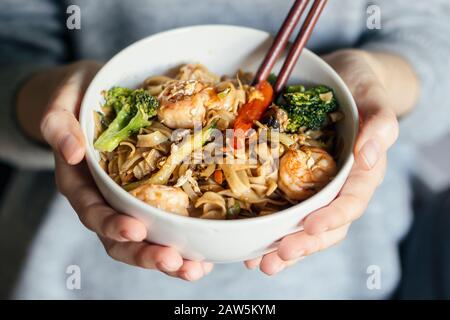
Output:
278 146 337 200
129 184 189 216
158 79 244 129
157 80 210 129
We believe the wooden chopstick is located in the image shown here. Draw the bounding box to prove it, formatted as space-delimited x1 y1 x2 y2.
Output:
253 0 328 94
253 0 310 85
274 0 328 94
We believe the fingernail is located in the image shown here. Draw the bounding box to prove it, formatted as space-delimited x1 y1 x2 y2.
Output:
247 257 262 270
180 270 198 281
180 271 192 281
59 134 81 164
358 139 380 170
120 230 143 242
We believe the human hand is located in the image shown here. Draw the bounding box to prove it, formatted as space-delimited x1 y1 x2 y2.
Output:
245 50 408 274
35 60 213 280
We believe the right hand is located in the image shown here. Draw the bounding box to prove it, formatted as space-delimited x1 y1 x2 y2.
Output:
244 50 403 274
37 60 213 281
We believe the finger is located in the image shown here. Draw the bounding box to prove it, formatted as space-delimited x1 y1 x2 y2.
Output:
277 224 350 261
283 256 305 267
41 62 100 164
41 109 85 165
163 261 213 280
176 260 207 282
259 250 307 276
259 253 305 276
102 238 183 272
303 155 386 234
322 52 399 170
55 156 147 242
354 90 399 170
259 251 286 276
244 256 263 270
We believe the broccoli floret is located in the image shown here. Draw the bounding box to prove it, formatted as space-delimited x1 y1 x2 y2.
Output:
94 87 159 152
104 87 134 114
280 85 338 132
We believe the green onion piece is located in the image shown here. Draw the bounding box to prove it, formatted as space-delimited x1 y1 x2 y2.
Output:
285 85 305 93
226 202 241 218
217 88 231 99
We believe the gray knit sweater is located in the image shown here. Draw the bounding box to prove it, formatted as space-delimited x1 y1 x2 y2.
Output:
0 0 449 299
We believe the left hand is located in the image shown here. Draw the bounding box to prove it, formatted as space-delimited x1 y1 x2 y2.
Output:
245 49 403 274
27 61 213 281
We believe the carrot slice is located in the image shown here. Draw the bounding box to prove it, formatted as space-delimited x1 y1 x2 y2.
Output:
233 80 274 148
214 170 224 184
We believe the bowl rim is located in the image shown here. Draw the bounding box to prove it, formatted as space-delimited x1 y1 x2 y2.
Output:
80 24 358 228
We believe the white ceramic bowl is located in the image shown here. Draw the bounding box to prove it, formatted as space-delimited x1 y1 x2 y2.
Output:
80 25 358 263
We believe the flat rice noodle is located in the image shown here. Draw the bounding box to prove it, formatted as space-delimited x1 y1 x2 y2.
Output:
137 131 168 148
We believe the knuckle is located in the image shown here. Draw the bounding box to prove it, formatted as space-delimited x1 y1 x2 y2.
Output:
309 236 322 255
282 234 300 252
342 194 365 219
104 242 116 259
100 214 114 238
55 174 69 197
135 246 151 269
78 202 99 232
40 110 75 143
76 205 91 229
302 236 320 256
54 168 77 199
325 201 351 228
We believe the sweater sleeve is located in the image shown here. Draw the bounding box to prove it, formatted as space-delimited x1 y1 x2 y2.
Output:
0 0 68 169
359 0 450 145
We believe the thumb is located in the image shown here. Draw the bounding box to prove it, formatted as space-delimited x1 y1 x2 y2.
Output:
41 109 85 165
354 87 399 170
40 65 95 165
